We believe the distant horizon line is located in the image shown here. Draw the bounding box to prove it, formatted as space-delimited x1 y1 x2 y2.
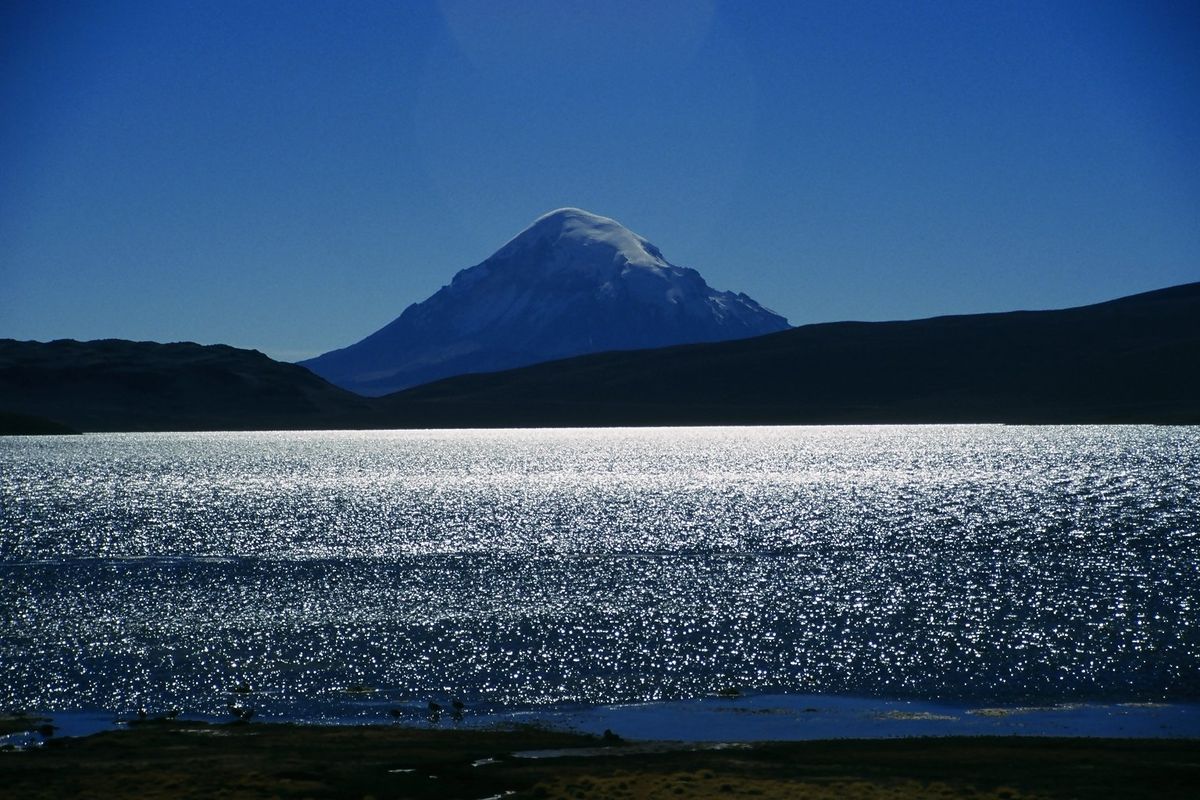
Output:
5 277 1197 366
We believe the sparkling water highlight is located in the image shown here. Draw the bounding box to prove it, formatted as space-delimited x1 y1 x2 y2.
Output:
2 426 1197 720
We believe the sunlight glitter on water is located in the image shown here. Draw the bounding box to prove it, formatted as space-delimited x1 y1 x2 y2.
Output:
2 426 1198 718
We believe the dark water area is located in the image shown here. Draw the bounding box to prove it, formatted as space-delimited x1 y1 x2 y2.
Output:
2 426 1198 725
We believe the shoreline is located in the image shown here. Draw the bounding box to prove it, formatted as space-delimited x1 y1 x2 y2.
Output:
7 693 1199 748
1 718 1197 800
497 694 1200 742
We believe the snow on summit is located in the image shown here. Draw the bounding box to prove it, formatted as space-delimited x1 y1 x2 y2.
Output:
301 209 790 396
495 208 670 270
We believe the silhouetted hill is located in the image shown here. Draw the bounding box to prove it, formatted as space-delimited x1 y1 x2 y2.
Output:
375 281 1200 426
3 283 1196 433
0 411 78 435
0 339 373 433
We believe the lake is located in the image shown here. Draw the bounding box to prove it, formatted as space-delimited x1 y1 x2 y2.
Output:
2 426 1198 724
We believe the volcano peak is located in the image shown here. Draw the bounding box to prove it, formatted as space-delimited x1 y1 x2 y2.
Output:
301 210 790 395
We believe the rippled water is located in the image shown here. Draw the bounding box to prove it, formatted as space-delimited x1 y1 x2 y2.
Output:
2 426 1198 720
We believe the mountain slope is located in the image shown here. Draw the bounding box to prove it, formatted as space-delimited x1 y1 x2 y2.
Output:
0 339 374 433
375 281 1200 426
300 208 790 395
4 283 1195 434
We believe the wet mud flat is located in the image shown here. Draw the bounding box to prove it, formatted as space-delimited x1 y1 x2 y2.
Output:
1 720 1197 800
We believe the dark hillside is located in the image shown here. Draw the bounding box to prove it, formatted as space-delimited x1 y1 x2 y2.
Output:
0 339 374 433
376 282 1200 426
3 283 1196 433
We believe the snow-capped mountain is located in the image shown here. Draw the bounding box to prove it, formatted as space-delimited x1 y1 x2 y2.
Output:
300 208 791 395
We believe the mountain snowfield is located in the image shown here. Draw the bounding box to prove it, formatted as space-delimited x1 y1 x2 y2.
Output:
301 208 790 395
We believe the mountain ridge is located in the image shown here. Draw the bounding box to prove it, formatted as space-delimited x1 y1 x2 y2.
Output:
0 338 372 432
374 280 1200 427
2 281 1196 434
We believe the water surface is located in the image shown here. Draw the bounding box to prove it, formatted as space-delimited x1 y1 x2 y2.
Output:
2 426 1197 722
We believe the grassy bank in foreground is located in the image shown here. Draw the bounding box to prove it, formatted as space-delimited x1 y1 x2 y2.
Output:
0 721 1196 799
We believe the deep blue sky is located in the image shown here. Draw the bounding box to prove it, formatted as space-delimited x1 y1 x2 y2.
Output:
2 1 1197 361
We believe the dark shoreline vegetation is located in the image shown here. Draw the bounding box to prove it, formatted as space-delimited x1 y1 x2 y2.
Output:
1 281 1197 434
0 411 78 436
0 719 1197 800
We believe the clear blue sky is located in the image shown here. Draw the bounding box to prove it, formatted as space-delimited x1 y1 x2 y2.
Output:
2 1 1197 361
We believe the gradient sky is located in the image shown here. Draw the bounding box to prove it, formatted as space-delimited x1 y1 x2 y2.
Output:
2 1 1197 361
